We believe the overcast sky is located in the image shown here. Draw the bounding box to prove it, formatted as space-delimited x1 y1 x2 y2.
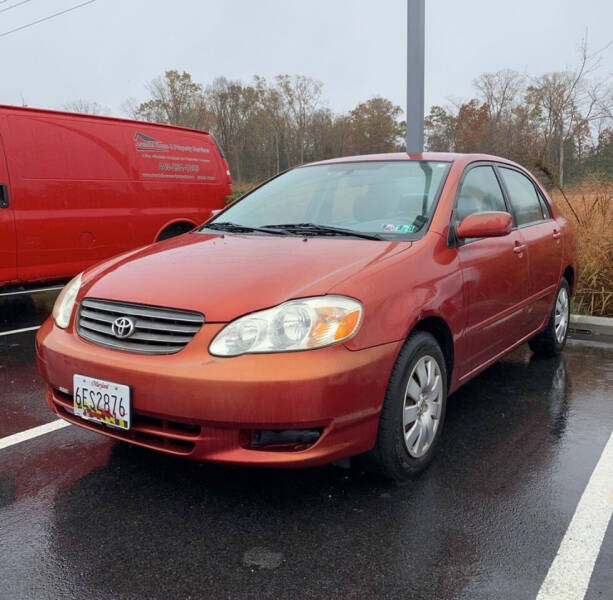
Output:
1 0 612 117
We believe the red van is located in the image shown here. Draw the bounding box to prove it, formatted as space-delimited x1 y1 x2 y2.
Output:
0 105 231 288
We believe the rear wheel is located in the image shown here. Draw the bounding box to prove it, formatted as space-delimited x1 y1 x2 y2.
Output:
529 278 570 357
361 331 447 481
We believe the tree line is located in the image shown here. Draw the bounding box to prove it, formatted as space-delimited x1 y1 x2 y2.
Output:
64 44 612 187
426 42 613 186
119 71 404 184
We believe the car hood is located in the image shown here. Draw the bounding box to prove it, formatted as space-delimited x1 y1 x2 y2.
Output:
81 232 412 322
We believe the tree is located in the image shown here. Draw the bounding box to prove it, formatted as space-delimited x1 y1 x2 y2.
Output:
276 74 323 164
425 105 457 151
132 70 209 129
474 69 524 155
474 70 523 123
525 40 604 186
254 75 287 175
205 77 260 182
346 97 404 155
454 100 491 153
62 100 110 115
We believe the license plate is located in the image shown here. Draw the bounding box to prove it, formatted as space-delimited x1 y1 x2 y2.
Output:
73 374 131 430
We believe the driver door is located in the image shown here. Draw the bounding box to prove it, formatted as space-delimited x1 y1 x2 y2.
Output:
455 164 531 377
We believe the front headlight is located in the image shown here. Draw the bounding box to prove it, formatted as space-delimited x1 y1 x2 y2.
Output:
52 272 83 329
209 295 363 356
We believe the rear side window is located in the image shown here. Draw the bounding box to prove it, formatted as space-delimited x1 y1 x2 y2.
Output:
537 192 551 219
499 167 543 226
456 165 507 221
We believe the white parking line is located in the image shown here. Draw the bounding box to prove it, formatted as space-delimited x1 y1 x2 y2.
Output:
536 431 613 600
0 419 71 450
0 325 41 337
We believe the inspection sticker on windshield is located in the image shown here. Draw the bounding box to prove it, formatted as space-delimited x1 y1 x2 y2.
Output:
73 374 131 430
383 223 417 233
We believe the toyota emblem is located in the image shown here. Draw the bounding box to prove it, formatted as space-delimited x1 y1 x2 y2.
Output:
111 316 135 339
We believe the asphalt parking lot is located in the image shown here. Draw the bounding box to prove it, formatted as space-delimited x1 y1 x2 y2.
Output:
1 288 612 600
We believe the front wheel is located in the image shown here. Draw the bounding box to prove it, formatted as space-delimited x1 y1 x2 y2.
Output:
529 278 570 357
361 331 448 481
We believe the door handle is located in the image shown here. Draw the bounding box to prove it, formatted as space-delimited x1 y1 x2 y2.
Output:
513 242 527 255
553 229 561 240
0 184 8 209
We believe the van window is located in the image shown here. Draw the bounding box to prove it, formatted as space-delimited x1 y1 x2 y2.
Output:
499 167 544 226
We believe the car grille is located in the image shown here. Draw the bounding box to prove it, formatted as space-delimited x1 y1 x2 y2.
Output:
77 298 204 354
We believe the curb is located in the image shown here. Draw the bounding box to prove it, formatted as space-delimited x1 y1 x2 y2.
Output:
568 314 613 344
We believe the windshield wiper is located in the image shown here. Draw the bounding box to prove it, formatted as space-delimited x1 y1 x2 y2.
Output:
261 223 383 241
202 221 292 236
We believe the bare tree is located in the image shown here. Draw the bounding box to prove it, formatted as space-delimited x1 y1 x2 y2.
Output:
474 69 524 122
254 76 287 174
62 99 110 115
527 39 604 185
276 74 323 164
205 77 259 182
474 69 524 155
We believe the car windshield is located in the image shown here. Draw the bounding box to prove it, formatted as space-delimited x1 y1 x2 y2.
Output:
204 160 451 239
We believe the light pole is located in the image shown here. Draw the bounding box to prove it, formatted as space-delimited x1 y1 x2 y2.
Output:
406 0 425 153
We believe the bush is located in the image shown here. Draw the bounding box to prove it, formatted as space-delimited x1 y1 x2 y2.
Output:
226 182 254 204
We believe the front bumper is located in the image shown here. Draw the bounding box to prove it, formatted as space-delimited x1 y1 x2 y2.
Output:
36 318 401 467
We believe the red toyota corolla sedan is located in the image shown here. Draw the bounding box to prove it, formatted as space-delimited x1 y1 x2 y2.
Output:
36 153 576 480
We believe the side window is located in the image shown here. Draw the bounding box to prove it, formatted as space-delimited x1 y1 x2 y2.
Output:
499 167 544 226
537 191 551 220
456 165 507 221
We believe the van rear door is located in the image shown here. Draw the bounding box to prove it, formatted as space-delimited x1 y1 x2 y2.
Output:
0 130 16 285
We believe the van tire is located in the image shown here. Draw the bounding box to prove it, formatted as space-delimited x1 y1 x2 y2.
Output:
156 222 194 242
360 331 448 482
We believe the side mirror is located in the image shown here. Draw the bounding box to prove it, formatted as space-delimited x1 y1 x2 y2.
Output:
456 211 513 239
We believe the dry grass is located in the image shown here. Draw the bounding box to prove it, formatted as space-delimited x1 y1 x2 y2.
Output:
551 177 613 317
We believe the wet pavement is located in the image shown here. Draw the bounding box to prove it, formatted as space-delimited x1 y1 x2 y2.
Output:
0 289 612 600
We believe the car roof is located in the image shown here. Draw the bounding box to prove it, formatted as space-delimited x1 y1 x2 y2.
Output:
305 152 518 167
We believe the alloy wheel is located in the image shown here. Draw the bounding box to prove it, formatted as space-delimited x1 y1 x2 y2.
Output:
554 287 570 344
402 355 443 458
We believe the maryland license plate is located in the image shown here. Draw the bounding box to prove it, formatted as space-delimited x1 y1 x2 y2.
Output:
73 374 131 430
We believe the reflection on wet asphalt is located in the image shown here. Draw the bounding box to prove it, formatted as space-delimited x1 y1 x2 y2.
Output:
0 289 612 599
0 288 59 331
0 290 59 438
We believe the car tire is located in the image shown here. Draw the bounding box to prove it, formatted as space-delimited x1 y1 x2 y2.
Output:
361 331 448 482
529 278 570 357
